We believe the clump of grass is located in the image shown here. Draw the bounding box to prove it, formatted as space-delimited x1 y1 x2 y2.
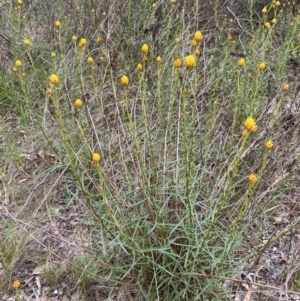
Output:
1 0 300 300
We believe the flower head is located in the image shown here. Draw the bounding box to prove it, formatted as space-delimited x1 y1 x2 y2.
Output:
227 33 232 41
264 22 271 29
18 0 22 4
244 117 257 131
24 39 30 46
72 35 77 41
120 75 129 86
51 51 56 58
259 62 266 70
15 60 22 67
275 1 280 6
91 152 101 163
141 44 149 54
87 56 94 64
156 56 161 63
78 38 87 47
262 6 267 14
191 39 197 47
174 58 181 68
251 124 258 132
248 173 258 184
12 280 21 289
283 83 290 91
238 58 245 67
49 74 59 85
271 18 277 24
137 63 143 71
55 20 61 28
194 30 203 42
194 48 200 56
265 139 274 149
242 128 248 136
46 87 52 94
74 98 83 108
184 55 196 68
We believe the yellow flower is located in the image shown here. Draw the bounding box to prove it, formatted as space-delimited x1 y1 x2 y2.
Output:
15 60 22 67
265 139 274 149
72 35 77 41
194 30 203 42
262 6 267 14
17 0 22 4
264 22 271 29
251 124 259 132
283 83 290 91
170 0 176 3
194 48 200 56
191 39 197 47
102 11 106 16
78 38 87 47
137 63 143 71
271 18 277 24
12 67 17 72
156 56 161 63
87 56 94 64
248 173 258 184
227 33 232 41
259 62 266 70
275 1 280 6
120 75 129 86
238 58 245 67
24 39 30 46
49 74 59 85
46 87 52 94
12 280 21 289
152 3 156 8
174 58 181 68
74 98 83 108
244 117 256 131
91 152 101 163
141 44 149 54
242 128 249 136
51 51 56 58
91 8 95 13
55 20 61 28
184 54 196 68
